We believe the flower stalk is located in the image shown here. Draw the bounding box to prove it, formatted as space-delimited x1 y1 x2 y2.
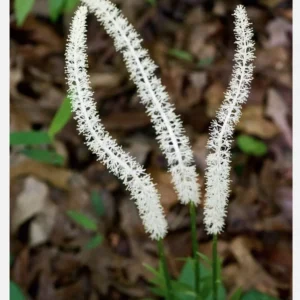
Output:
190 202 200 294
157 239 173 300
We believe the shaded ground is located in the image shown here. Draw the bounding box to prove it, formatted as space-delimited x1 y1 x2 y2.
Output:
10 0 292 299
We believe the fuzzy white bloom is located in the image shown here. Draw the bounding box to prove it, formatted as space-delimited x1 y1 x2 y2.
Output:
81 0 200 206
65 6 167 240
204 5 255 234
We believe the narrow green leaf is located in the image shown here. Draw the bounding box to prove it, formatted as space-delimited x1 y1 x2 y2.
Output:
10 131 51 146
143 263 163 279
146 0 156 6
237 135 268 157
10 281 25 300
21 149 64 166
150 287 166 297
230 287 243 300
85 234 103 249
197 57 214 68
90 190 105 217
168 49 193 62
67 210 98 231
14 0 35 26
48 97 72 138
242 290 279 300
171 281 197 297
49 0 66 22
64 0 79 12
197 252 212 265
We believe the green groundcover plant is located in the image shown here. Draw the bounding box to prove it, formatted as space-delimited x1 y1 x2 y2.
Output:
11 1 280 299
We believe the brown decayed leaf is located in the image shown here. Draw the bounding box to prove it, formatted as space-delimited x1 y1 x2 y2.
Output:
10 159 74 191
237 105 279 139
205 81 225 118
224 237 279 297
148 166 178 212
266 88 292 148
102 111 150 131
192 134 208 171
265 18 292 48
11 177 49 233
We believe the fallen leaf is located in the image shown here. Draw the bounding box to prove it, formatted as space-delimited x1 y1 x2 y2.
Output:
89 72 123 89
11 177 49 233
148 167 178 211
225 237 279 297
204 81 225 118
102 111 150 131
237 105 279 139
11 159 74 191
266 88 292 148
29 200 58 246
265 17 292 48
192 134 208 171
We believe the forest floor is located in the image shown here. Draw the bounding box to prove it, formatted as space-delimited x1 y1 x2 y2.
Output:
10 0 292 299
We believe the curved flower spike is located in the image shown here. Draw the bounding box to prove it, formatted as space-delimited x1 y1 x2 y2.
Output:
204 5 255 234
65 6 168 240
81 0 200 206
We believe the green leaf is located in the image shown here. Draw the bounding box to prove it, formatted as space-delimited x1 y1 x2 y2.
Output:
237 135 268 157
143 263 163 280
197 57 214 68
85 234 103 249
146 0 156 6
230 287 243 300
176 258 211 300
64 0 79 12
10 281 25 300
14 0 35 26
168 49 193 62
49 0 66 21
171 281 197 297
21 149 64 166
91 190 105 217
197 252 212 265
242 290 279 300
150 286 166 297
67 211 98 231
10 131 51 146
48 97 72 138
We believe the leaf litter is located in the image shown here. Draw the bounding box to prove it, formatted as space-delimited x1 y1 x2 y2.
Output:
10 0 292 299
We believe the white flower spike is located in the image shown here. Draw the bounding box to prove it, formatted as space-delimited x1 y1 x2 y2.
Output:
204 5 255 234
81 0 200 206
65 5 167 240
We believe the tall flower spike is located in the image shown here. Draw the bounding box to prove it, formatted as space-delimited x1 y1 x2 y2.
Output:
81 0 200 206
204 5 255 234
65 5 167 240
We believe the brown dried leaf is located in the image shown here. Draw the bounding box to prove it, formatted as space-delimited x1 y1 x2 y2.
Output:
225 237 279 297
11 177 49 233
266 88 292 148
205 81 225 118
102 111 150 131
149 167 178 212
237 105 279 139
265 18 292 48
11 159 74 191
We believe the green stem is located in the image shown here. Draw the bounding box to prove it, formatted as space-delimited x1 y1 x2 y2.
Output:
212 234 218 300
157 239 173 300
189 202 200 295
